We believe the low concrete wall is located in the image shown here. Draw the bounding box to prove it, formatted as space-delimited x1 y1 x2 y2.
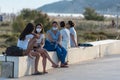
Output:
88 40 120 57
0 62 1 77
1 62 13 78
0 55 5 61
68 46 99 64
100 40 120 56
0 39 120 78
0 52 59 78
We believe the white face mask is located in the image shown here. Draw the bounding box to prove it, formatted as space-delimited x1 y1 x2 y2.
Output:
36 28 41 33
52 27 58 30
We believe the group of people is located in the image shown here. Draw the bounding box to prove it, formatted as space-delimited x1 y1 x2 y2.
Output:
17 20 77 75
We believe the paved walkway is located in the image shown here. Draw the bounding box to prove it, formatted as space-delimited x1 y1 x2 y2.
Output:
1 54 120 80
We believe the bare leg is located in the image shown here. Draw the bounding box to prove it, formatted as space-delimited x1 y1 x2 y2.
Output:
37 49 58 67
43 49 58 67
25 37 36 56
41 52 47 73
30 52 40 73
25 37 41 73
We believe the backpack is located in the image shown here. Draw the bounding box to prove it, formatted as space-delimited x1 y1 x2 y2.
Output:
4 46 24 56
78 43 93 47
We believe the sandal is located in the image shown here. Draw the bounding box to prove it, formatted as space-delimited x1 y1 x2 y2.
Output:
52 64 59 68
60 65 69 68
32 72 43 75
64 62 68 65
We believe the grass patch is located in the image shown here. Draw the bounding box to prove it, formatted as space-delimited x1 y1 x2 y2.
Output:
0 48 6 54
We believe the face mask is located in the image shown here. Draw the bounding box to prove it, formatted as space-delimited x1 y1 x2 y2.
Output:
36 28 41 33
52 27 58 30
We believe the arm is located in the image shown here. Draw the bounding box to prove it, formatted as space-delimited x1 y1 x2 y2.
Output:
47 32 54 42
40 38 45 48
58 34 62 46
31 33 39 39
70 33 77 47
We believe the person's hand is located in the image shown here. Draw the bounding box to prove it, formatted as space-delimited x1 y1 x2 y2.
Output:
57 42 62 48
32 33 40 39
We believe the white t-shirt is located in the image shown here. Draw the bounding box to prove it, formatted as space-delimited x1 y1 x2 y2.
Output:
60 28 70 49
17 34 34 50
36 34 45 44
70 27 77 47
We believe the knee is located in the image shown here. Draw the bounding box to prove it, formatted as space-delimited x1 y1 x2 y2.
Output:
43 54 47 58
41 53 47 58
36 53 40 58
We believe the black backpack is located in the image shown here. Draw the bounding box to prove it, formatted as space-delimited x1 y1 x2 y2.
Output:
3 46 24 56
78 43 93 47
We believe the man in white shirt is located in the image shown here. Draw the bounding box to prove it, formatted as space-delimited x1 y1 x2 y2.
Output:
60 21 71 49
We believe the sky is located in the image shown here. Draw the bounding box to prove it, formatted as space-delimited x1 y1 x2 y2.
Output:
0 0 61 13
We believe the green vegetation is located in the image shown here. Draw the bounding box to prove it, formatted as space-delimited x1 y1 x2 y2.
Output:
75 20 119 43
0 22 13 50
83 7 104 21
12 9 52 33
0 22 10 26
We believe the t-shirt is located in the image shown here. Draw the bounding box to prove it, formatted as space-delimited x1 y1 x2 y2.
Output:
36 34 45 44
46 29 60 42
17 34 34 50
70 27 77 47
60 28 70 49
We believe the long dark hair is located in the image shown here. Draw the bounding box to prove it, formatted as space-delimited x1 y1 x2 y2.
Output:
68 20 75 27
19 23 34 40
34 23 44 34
